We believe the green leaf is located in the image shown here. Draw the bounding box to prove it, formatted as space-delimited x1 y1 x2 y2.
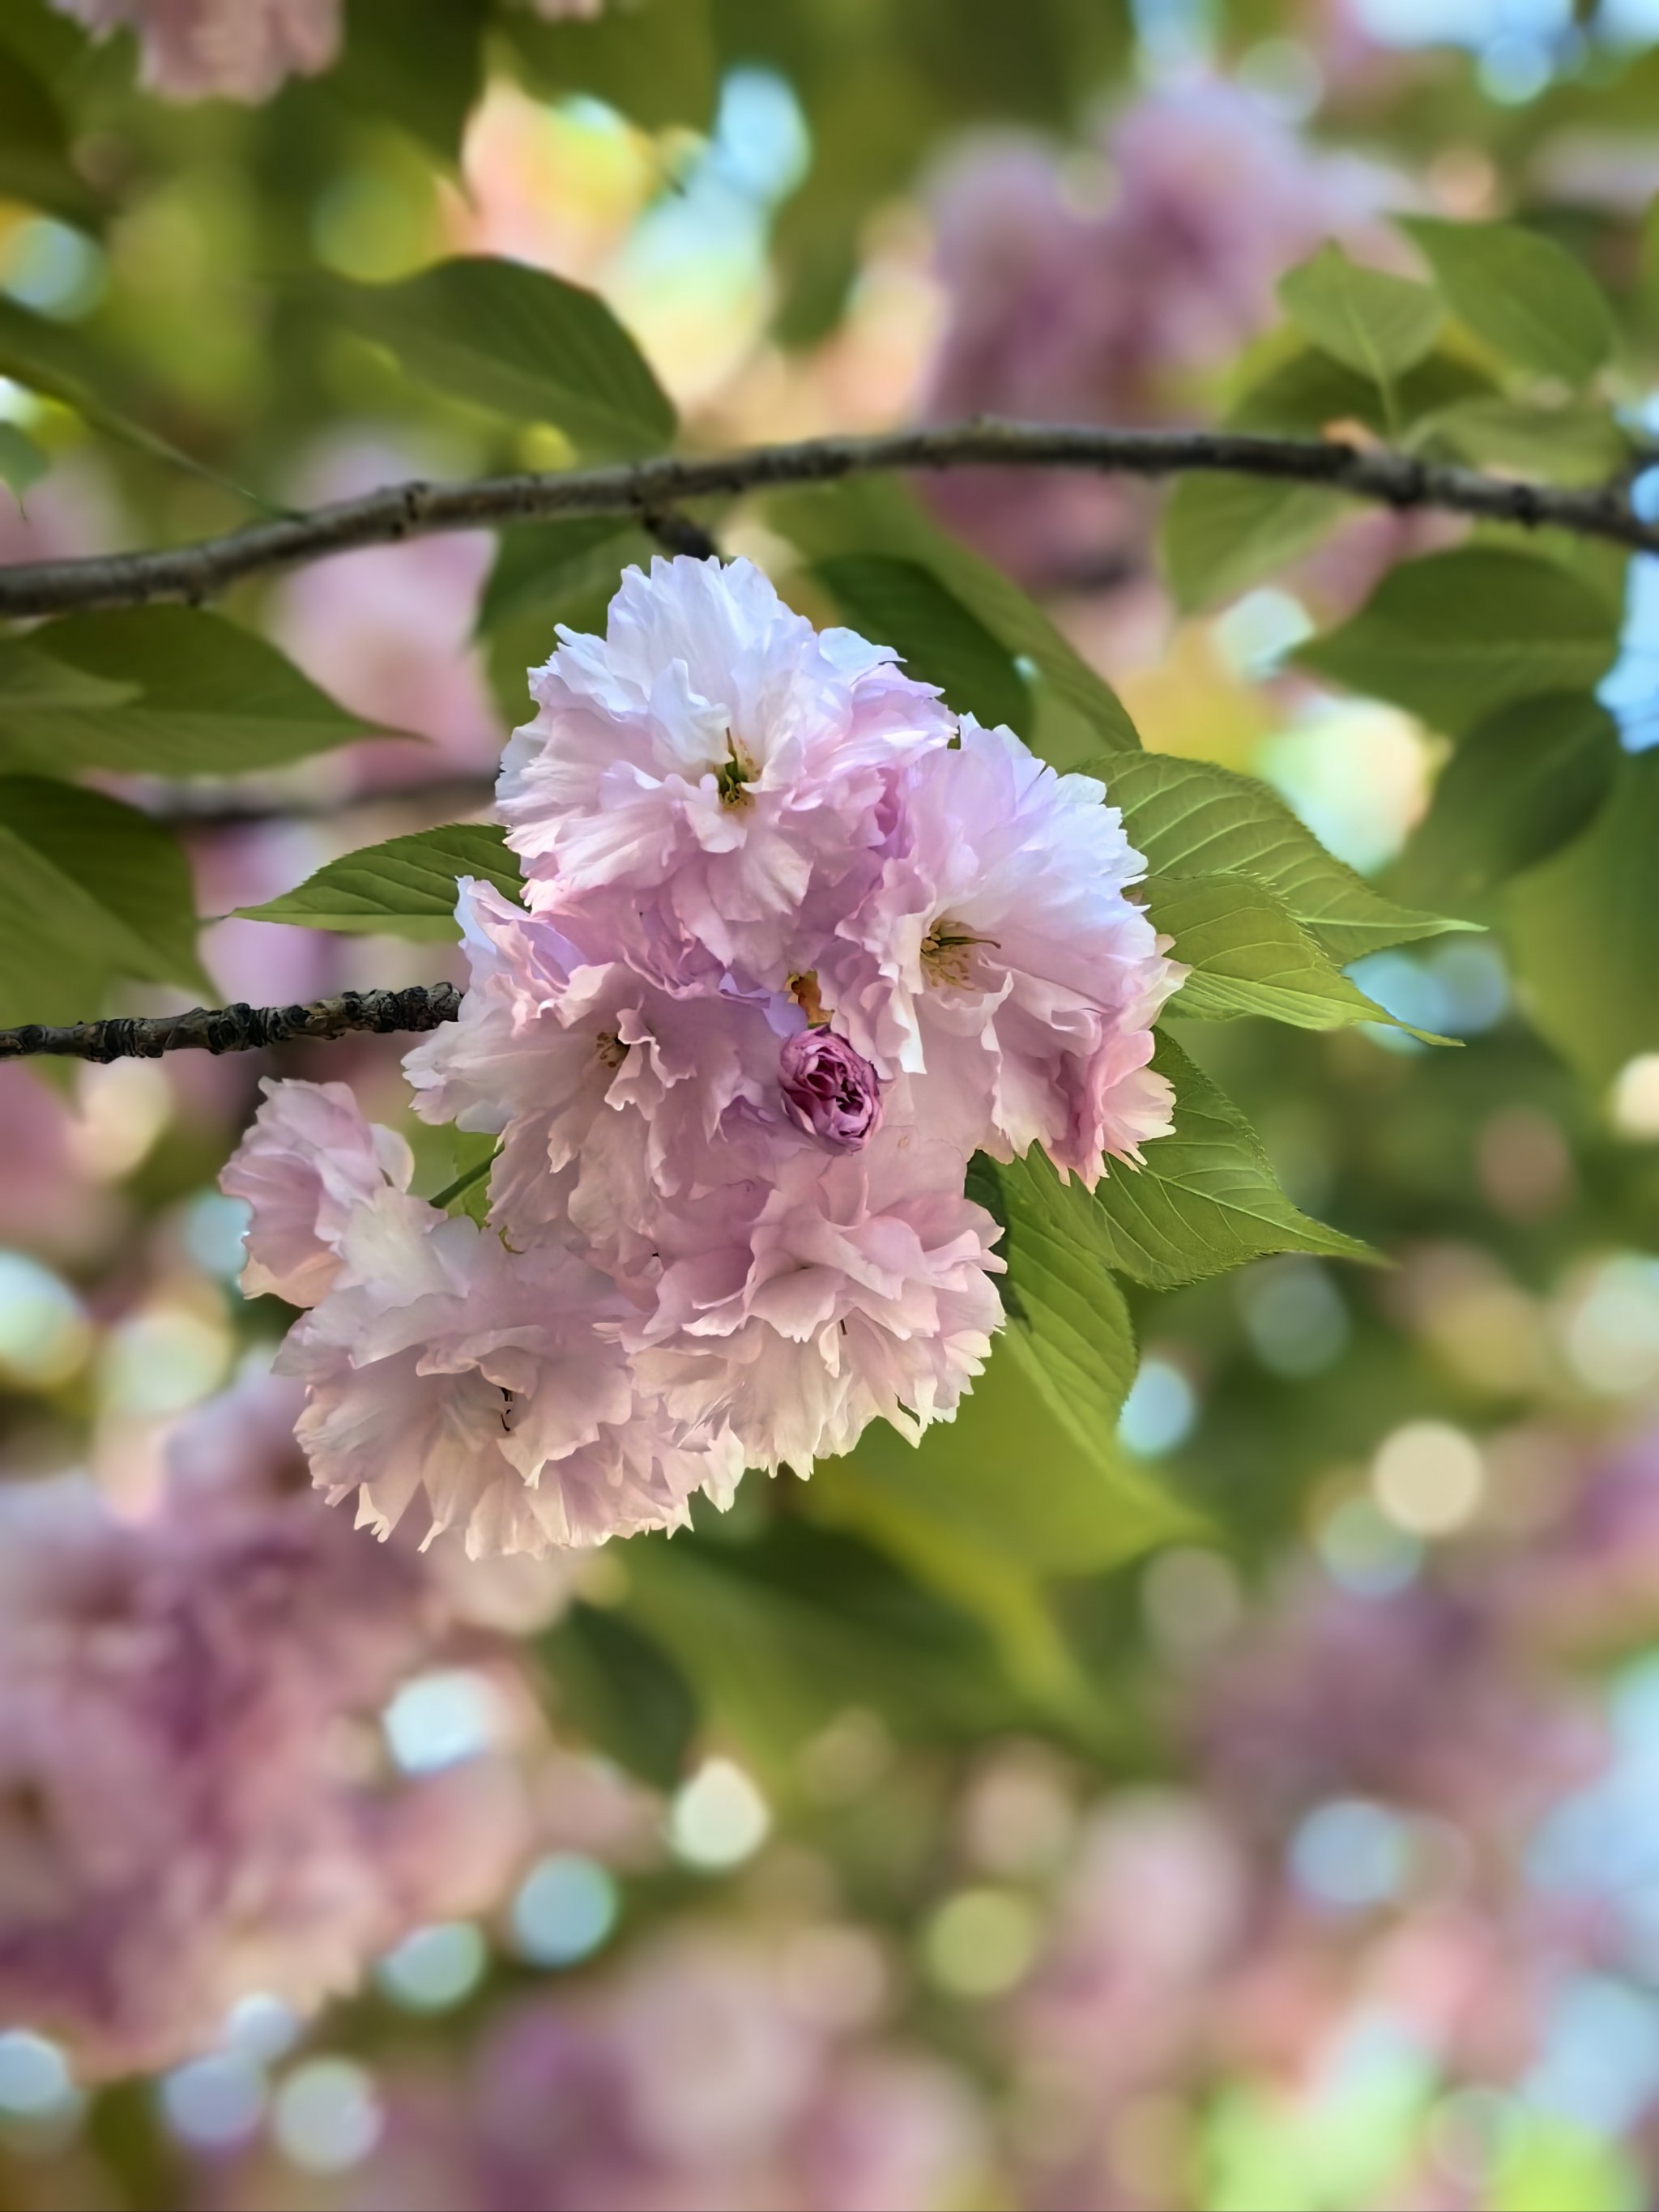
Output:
502 0 717 130
1091 1034 1372 1287
323 0 488 161
1090 748 1463 961
0 40 96 224
1147 874 1440 1036
0 423 48 508
322 259 676 457
1279 243 1443 385
476 516 655 726
1294 548 1618 735
0 299 254 493
975 1146 1140 1443
0 610 372 778
813 554 1029 728
1418 395 1628 487
1401 692 1619 903
624 1516 1022 1776
1227 344 1492 438
1401 216 1616 387
1161 475 1350 612
539 1601 698 1791
237 824 520 939
810 1148 1195 1715
767 478 1141 758
1505 751 1659 1085
0 777 208 1024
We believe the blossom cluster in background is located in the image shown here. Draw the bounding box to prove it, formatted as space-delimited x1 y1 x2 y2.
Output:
223 555 1181 1557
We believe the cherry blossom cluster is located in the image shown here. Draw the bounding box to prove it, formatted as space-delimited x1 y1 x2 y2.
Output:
224 556 1182 1558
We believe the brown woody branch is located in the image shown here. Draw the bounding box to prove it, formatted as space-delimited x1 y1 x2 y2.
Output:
0 420 1649 618
0 985 461 1063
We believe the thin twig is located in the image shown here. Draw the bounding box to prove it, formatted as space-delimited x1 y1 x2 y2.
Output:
0 985 461 1063
0 420 1645 618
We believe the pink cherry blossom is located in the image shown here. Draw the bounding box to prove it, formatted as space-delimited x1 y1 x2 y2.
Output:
0 1377 527 2078
220 1076 415 1306
822 719 1183 1183
51 0 340 100
497 555 953 989
778 1028 885 1152
632 1133 1005 1472
403 876 802 1253
281 1195 740 1554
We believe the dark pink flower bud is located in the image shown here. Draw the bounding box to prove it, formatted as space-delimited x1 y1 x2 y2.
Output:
778 1028 883 1151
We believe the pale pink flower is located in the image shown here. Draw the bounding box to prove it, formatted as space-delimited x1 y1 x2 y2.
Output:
822 720 1183 1184
497 556 952 990
633 1132 1005 1472
51 0 340 100
403 876 801 1253
281 1196 739 1554
220 1076 414 1306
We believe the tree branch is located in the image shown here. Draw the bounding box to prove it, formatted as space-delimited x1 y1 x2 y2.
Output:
0 985 460 1062
0 420 1648 618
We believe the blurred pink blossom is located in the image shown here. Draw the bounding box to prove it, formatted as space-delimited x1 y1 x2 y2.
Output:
921 79 1400 589
0 1368 528 2078
49 0 339 100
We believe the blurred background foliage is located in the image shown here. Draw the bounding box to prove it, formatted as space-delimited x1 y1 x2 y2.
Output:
6 0 1659 2206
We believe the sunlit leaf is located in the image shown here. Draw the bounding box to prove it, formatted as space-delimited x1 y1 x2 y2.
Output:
1294 547 1618 735
1147 874 1441 1036
237 824 519 938
322 259 676 456
1091 748 1463 961
1090 1034 1373 1286
1402 216 1615 387
1279 243 1442 386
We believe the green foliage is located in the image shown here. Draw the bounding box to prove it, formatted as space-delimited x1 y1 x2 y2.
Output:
0 298 225 484
321 260 677 456
237 824 521 938
1160 475 1350 612
813 553 1030 729
1295 547 1620 735
539 1600 700 1790
322 0 489 161
1419 395 1629 485
1090 1034 1373 1287
0 612 371 778
0 776 207 1025
1148 874 1443 1036
1401 215 1617 386
476 517 657 724
503 0 718 130
1226 343 1492 438
1401 692 1619 904
625 1515 1024 1777
1278 243 1443 386
1093 748 1462 961
1505 750 1659 1085
769 479 1141 757
0 424 48 508
0 39 96 226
